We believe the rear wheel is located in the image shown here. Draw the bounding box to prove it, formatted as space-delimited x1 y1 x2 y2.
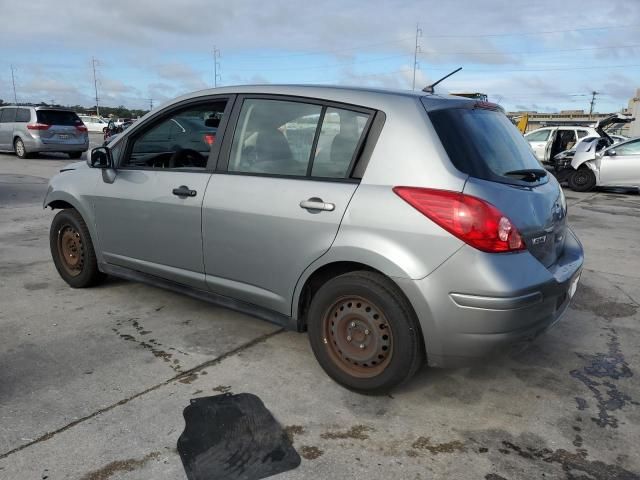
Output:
569 167 596 192
307 271 424 394
50 209 105 288
14 138 28 159
68 152 83 159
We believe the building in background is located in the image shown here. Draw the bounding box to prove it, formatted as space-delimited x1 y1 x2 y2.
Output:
508 110 627 134
625 89 640 138
508 88 639 137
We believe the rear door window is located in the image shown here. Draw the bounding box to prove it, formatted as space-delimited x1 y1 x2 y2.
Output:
311 108 370 178
36 110 82 126
525 129 551 142
0 108 16 123
227 98 371 179
577 130 589 139
228 99 322 177
428 106 545 185
15 109 31 123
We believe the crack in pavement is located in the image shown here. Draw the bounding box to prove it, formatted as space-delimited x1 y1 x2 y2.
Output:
0 328 284 461
566 192 599 207
583 268 640 281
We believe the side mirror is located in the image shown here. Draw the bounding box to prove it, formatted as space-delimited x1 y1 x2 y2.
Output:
606 149 616 156
88 146 113 168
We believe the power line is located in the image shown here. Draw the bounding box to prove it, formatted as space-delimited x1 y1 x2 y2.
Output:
589 91 600 119
426 63 640 73
227 37 413 61
190 24 638 62
224 54 407 72
412 24 422 90
213 46 221 87
419 23 639 39
10 65 17 104
418 43 640 57
92 57 100 117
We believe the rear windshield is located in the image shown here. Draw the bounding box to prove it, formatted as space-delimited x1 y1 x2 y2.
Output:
428 107 545 185
36 110 82 126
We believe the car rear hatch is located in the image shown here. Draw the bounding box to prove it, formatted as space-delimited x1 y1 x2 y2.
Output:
34 110 87 144
426 100 567 268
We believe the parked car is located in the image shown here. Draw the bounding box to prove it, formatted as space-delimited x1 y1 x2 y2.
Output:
114 117 132 127
0 106 89 158
525 114 633 164
562 136 640 192
549 135 626 182
545 114 635 190
44 85 583 393
525 126 597 162
78 115 109 133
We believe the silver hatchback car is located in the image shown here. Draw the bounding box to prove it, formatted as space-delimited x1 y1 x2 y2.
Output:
0 106 89 158
44 85 584 393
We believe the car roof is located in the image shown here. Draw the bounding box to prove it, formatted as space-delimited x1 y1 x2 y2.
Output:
167 84 478 111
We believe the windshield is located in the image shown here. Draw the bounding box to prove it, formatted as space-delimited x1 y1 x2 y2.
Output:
428 107 545 185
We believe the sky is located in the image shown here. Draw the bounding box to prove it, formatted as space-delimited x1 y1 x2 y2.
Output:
0 0 639 113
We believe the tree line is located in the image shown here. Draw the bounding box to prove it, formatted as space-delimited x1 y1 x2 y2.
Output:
0 99 148 118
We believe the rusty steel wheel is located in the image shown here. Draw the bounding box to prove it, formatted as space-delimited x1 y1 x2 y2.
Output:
308 271 424 394
57 225 84 277
323 296 393 378
50 209 104 288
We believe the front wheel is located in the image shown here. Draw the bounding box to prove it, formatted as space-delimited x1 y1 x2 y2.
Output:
50 209 105 288
307 271 424 394
569 167 596 192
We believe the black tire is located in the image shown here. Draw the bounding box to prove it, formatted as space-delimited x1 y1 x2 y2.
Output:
569 167 596 192
307 271 424 394
14 138 29 159
50 209 105 288
68 152 83 159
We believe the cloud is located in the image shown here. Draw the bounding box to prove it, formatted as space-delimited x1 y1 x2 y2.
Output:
0 0 637 111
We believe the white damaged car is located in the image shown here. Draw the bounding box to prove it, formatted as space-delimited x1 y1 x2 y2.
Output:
564 136 640 192
547 114 636 191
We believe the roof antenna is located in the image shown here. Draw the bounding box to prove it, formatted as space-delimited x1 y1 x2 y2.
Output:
422 67 462 93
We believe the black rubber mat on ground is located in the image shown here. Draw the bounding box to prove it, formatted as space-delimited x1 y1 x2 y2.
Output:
177 393 301 480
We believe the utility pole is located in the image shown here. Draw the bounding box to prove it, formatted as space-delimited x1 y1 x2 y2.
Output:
149 98 154 111
412 24 422 90
589 91 599 119
10 65 17 104
213 46 221 88
92 57 100 117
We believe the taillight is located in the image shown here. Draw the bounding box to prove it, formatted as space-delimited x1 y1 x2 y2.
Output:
204 133 216 145
27 123 50 130
76 125 88 132
393 187 525 253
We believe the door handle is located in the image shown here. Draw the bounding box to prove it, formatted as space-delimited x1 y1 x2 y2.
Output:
172 185 197 198
300 197 335 212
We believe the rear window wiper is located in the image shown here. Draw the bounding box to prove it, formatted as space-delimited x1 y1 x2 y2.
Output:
503 169 548 182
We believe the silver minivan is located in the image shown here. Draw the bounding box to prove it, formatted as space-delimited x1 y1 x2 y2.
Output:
44 85 584 393
0 106 89 158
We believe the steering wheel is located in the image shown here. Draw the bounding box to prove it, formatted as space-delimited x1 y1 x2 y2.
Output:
169 149 204 168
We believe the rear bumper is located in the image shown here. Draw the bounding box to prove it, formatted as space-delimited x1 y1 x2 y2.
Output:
397 226 584 368
23 137 88 153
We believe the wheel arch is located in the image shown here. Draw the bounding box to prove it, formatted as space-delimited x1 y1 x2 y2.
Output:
293 257 423 341
45 191 103 264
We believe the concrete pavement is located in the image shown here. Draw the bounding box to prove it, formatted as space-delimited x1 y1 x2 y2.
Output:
0 150 638 480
